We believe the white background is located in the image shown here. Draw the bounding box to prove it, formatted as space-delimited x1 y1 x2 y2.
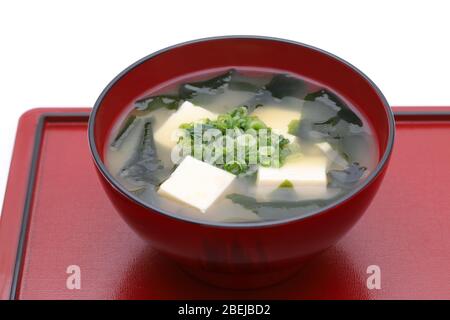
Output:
1 0 450 212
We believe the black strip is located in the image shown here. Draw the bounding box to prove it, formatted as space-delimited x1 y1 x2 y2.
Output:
7 109 449 300
9 112 90 300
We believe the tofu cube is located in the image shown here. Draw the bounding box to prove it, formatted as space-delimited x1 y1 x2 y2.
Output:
154 101 216 150
256 155 328 199
158 156 235 213
251 101 302 136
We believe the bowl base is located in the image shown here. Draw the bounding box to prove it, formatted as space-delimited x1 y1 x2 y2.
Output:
180 264 304 290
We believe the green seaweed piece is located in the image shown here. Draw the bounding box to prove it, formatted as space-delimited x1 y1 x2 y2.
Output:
314 116 341 126
111 94 182 149
228 81 261 92
111 115 139 149
337 107 363 127
226 194 330 214
264 74 307 99
134 95 182 115
179 69 235 99
328 162 367 188
305 89 363 127
119 120 165 185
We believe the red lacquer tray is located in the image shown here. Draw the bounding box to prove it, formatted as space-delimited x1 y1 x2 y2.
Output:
0 107 450 300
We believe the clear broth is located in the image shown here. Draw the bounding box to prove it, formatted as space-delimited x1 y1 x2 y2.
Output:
105 68 378 223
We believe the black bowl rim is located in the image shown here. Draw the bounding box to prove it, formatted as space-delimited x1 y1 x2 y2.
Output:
88 35 395 229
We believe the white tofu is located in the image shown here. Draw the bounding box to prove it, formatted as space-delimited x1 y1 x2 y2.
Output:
316 142 348 168
154 101 216 150
158 156 235 213
256 155 328 199
251 101 302 135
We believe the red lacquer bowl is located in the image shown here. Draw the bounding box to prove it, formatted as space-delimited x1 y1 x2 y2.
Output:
88 36 395 289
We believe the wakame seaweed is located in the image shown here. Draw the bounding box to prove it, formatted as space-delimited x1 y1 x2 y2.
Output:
226 194 331 215
119 120 165 185
228 80 261 93
264 74 307 99
134 95 182 114
305 89 363 127
111 115 139 149
284 89 364 142
179 69 235 99
328 162 367 188
111 95 182 148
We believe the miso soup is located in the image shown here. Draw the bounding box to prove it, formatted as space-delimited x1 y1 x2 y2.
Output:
105 68 378 223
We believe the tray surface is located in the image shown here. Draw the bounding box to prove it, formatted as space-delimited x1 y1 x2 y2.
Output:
1 107 450 300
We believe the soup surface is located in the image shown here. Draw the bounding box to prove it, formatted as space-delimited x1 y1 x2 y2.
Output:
105 68 378 223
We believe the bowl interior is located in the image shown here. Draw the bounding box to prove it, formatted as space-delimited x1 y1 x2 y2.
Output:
89 36 394 224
